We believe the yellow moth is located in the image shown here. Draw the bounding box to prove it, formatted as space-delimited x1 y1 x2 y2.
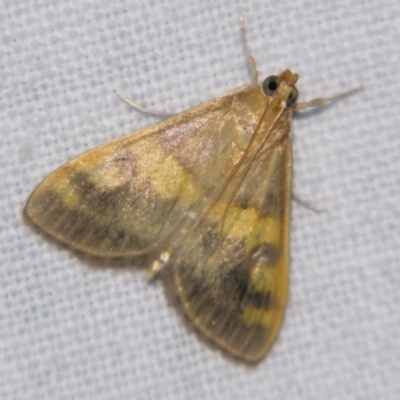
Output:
25 18 361 362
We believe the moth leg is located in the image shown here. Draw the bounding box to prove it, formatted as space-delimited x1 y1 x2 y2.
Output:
148 252 171 279
118 93 176 117
295 86 364 110
239 15 259 87
292 192 324 213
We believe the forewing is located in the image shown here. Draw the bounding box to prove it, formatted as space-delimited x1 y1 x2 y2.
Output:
26 86 267 257
173 113 292 361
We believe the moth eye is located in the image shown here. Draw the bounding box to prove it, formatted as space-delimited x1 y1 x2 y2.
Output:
262 75 282 96
286 86 299 106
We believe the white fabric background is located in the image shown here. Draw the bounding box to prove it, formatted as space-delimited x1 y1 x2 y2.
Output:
1 1 399 399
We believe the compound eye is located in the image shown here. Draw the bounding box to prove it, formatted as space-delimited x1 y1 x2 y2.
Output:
262 75 282 96
286 86 299 106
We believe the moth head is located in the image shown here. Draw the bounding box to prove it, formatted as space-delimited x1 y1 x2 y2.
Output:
262 70 299 106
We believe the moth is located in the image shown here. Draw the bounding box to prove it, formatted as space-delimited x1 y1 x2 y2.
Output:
25 19 361 362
